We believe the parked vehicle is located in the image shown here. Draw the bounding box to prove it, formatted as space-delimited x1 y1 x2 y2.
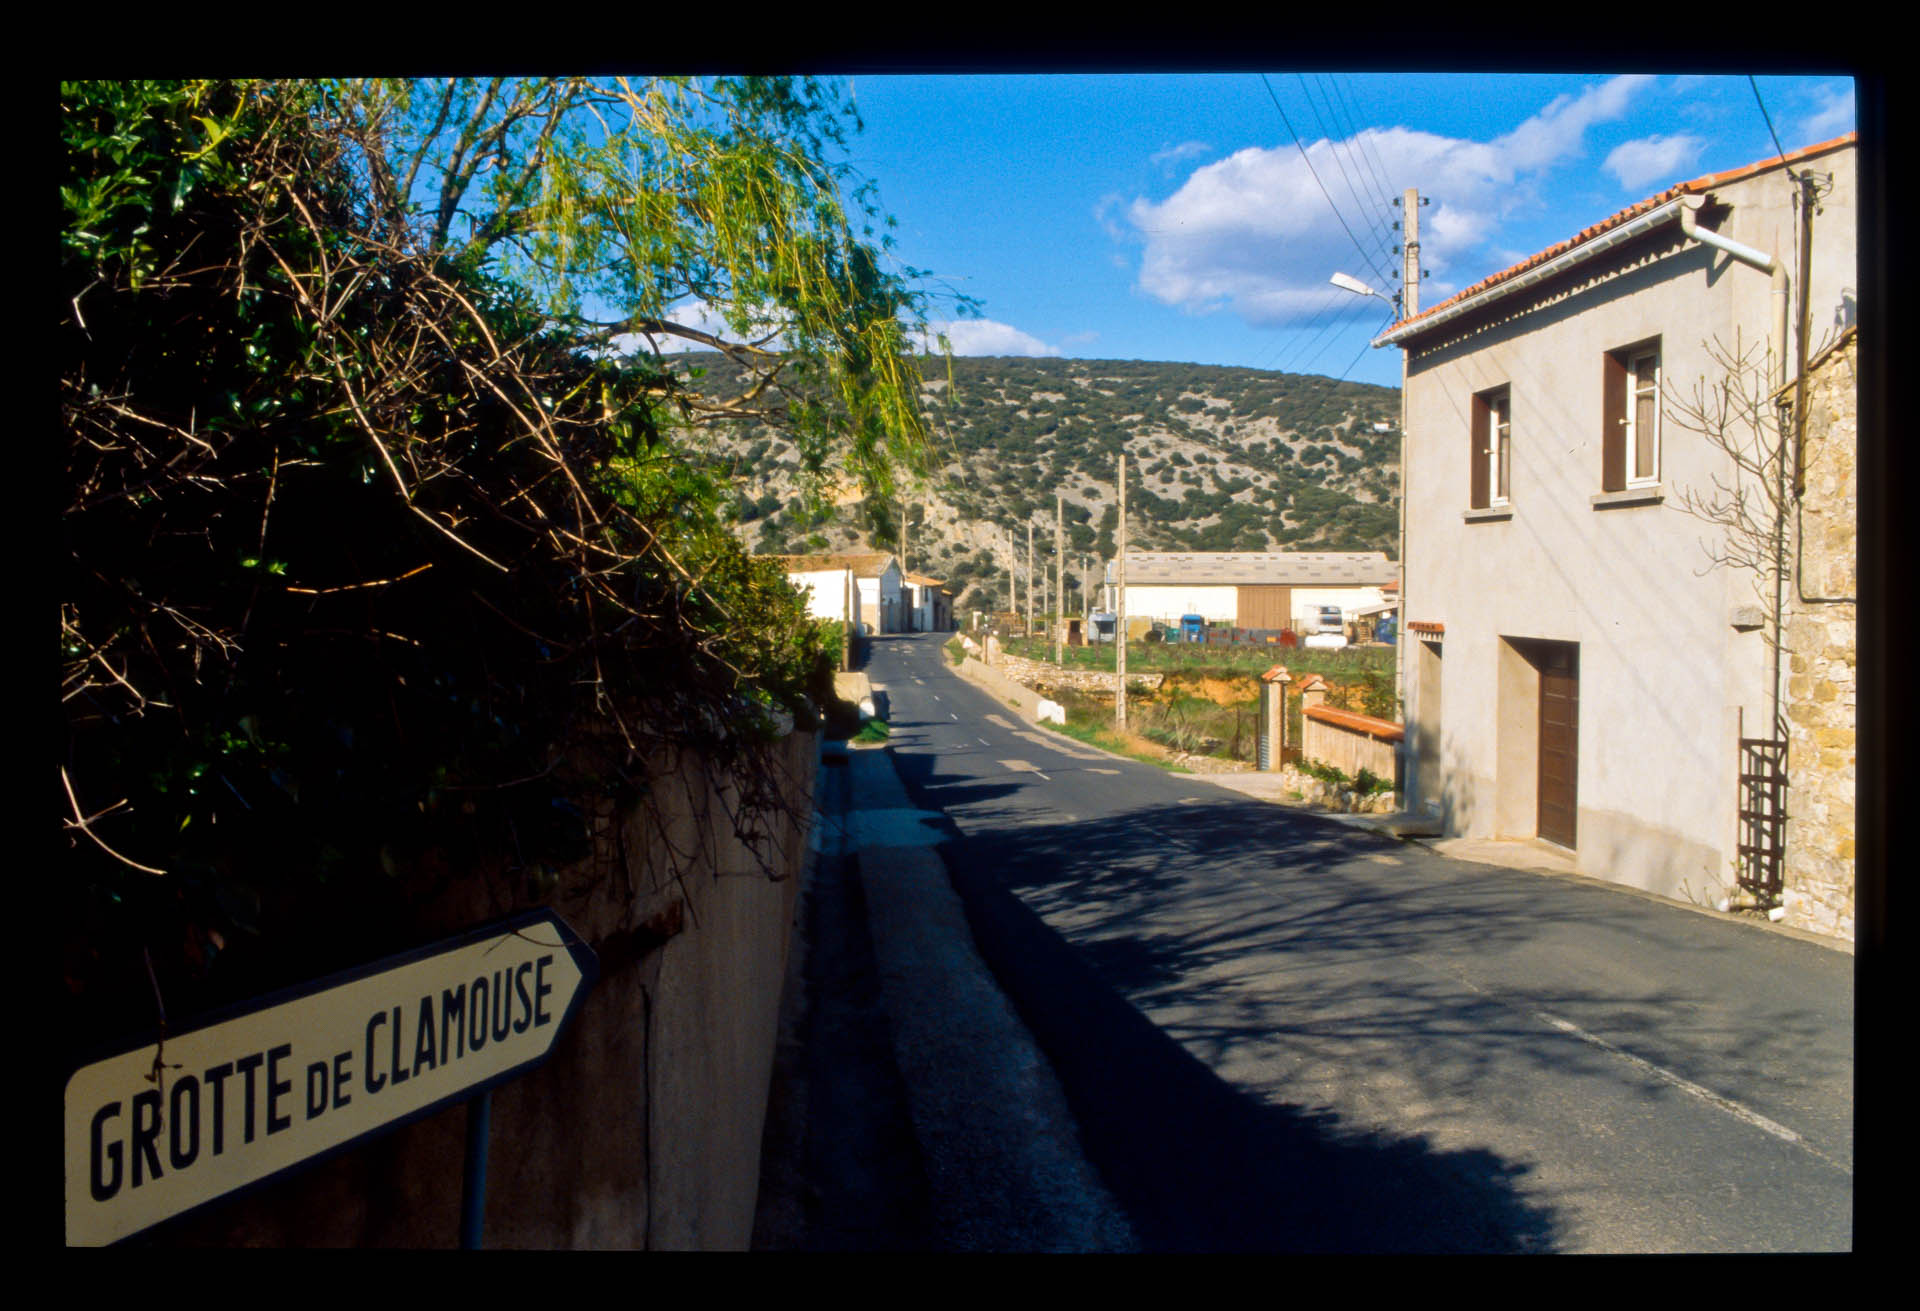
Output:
1179 613 1207 644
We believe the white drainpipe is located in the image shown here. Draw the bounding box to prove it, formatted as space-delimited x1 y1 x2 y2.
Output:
1677 198 1789 389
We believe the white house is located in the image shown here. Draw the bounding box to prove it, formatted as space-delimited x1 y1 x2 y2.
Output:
776 551 904 634
903 572 953 632
1377 134 1856 925
1101 551 1396 633
776 556 862 631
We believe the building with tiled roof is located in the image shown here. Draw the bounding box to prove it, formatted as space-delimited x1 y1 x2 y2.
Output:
1380 134 1855 937
772 551 904 633
902 572 953 632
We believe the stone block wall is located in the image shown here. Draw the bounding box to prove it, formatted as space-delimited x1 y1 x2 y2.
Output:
1780 330 1856 942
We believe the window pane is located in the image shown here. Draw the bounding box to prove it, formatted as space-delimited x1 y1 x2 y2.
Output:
1495 398 1511 499
1634 389 1655 477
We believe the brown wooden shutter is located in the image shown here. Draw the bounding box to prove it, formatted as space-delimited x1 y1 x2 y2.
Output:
1470 392 1490 509
1601 350 1626 492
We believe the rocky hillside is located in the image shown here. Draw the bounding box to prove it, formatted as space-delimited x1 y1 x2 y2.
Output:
675 353 1400 612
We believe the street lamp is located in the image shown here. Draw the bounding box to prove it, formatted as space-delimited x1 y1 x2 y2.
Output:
1329 271 1397 311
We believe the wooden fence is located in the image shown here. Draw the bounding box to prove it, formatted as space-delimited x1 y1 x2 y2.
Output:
1301 703 1403 781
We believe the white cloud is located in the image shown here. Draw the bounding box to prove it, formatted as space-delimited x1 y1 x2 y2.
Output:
1150 140 1212 169
1122 75 1654 330
1493 75 1653 170
1798 82 1855 142
918 318 1062 357
1603 133 1706 192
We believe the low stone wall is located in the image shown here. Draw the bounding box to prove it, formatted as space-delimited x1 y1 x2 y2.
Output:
150 730 816 1249
996 653 1165 696
1276 761 1401 814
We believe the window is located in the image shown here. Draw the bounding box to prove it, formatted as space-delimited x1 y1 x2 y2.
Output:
1603 339 1660 490
1470 384 1511 509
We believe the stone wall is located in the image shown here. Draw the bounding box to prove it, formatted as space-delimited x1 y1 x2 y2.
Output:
995 652 1165 696
146 729 816 1248
1780 330 1857 942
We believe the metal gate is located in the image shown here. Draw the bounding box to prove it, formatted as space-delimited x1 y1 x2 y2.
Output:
1736 710 1787 903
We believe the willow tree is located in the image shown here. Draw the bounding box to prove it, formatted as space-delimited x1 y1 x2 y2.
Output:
60 78 942 1029
323 77 937 506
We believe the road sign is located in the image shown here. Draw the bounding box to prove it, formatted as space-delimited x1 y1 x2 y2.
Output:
65 908 598 1247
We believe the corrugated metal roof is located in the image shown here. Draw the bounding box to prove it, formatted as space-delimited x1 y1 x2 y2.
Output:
1105 551 1397 587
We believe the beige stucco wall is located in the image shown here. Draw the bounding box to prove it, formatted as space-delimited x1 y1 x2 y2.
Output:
789 567 860 627
1400 142 1855 909
856 562 904 633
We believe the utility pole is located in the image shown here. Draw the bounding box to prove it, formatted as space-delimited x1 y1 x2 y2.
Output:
1394 186 1422 792
1116 454 1128 729
1006 528 1015 629
1026 520 1035 640
1054 493 1065 665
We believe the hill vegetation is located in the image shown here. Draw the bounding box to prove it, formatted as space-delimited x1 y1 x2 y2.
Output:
674 352 1402 611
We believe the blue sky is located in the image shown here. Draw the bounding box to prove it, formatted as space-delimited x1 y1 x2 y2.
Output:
819 72 1855 390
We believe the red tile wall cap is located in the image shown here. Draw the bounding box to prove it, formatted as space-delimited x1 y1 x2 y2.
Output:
1382 133 1857 341
1262 664 1293 683
1303 703 1406 742
1295 673 1331 691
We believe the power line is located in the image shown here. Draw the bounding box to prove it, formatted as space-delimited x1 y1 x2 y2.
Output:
1748 74 1801 179
1333 314 1395 385
1296 74 1397 271
1312 73 1398 253
1260 73 1394 287
1326 75 1401 224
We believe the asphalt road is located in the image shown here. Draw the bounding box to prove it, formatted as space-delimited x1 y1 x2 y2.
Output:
861 630 1854 1253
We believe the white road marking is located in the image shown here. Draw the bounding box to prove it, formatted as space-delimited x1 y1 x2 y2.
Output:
950 713 959 720
985 713 1018 729
998 759 1052 781
1532 1011 1844 1169
978 738 991 746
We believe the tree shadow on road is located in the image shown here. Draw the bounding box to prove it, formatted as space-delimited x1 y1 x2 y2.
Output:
942 836 1558 1252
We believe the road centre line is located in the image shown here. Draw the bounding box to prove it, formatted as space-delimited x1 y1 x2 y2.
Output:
1530 1010 1847 1173
1167 843 1847 1175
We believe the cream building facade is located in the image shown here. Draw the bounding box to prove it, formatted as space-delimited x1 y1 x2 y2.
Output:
1379 135 1856 919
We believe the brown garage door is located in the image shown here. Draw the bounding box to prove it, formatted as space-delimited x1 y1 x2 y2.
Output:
1537 642 1579 848
1237 585 1292 630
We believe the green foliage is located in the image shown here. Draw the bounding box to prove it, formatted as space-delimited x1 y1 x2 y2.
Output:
60 78 937 1034
1298 758 1352 788
1354 767 1394 796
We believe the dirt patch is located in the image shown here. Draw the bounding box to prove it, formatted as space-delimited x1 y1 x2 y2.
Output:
1158 672 1260 706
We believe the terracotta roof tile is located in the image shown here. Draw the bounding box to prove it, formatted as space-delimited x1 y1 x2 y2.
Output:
1385 133 1856 339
